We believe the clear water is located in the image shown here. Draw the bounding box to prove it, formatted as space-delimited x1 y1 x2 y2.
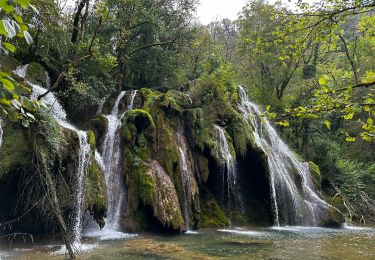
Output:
2 226 374 259
237 86 329 226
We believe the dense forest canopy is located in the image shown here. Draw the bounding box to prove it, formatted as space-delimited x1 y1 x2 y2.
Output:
0 0 374 257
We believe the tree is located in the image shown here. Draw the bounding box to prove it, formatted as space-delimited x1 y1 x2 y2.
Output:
0 0 40 126
238 0 375 142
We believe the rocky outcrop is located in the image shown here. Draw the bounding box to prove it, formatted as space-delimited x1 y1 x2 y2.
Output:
0 61 345 237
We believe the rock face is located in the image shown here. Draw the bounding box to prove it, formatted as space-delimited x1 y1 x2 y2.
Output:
0 111 107 235
0 62 345 238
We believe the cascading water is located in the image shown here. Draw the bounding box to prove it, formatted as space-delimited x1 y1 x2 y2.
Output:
14 65 91 245
214 125 243 213
176 131 199 231
101 91 126 230
14 64 29 78
100 90 138 231
178 147 191 229
237 86 328 226
72 132 91 244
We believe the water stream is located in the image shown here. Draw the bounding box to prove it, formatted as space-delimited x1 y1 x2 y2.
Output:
214 125 243 213
14 66 92 246
94 90 138 236
72 132 91 244
101 91 127 229
178 147 191 230
237 86 328 226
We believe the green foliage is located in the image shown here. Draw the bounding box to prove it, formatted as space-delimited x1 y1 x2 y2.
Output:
0 0 38 126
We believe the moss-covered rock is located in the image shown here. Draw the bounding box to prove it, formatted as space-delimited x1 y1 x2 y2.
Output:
199 187 230 228
89 115 108 149
25 62 49 86
87 130 96 150
320 206 345 227
0 122 31 179
85 155 108 228
308 161 322 189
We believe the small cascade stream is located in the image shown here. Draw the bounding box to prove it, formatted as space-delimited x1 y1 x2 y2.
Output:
99 89 138 233
214 125 243 213
72 132 91 244
237 86 328 226
178 147 191 230
14 66 92 246
176 131 198 231
102 91 126 229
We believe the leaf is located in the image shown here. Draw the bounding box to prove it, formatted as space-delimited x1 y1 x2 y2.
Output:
2 20 17 38
16 0 30 9
0 78 15 91
318 77 326 85
20 96 36 111
367 118 373 126
345 133 356 142
23 30 33 44
324 120 331 129
3 42 16 52
344 112 355 120
11 99 22 110
29 4 39 14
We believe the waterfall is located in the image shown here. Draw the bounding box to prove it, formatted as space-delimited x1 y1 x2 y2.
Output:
101 90 138 230
14 64 29 78
176 131 198 231
72 132 91 243
14 65 91 244
178 147 191 229
214 125 243 213
237 86 328 226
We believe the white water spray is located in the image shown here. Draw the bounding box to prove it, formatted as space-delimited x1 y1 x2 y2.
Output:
178 147 192 230
237 86 328 226
101 90 138 231
214 125 243 212
72 132 91 243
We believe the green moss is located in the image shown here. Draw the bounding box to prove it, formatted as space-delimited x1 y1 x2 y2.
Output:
225 113 254 157
85 156 108 228
89 115 108 147
124 109 155 131
87 130 96 150
199 187 230 228
308 161 322 188
25 62 48 86
0 122 31 179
